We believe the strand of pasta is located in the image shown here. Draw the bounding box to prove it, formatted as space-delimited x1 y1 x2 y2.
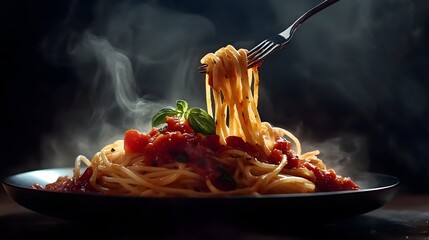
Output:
201 45 280 155
75 136 315 196
66 44 328 196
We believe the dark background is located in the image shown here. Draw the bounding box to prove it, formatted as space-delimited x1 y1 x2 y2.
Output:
1 0 428 193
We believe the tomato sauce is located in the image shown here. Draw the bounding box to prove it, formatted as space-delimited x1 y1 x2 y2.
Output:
124 117 236 190
32 167 96 193
123 116 358 192
34 116 359 193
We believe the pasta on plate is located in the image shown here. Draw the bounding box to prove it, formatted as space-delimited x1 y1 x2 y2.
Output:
33 45 359 196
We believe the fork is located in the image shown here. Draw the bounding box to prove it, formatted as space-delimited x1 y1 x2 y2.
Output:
199 0 340 73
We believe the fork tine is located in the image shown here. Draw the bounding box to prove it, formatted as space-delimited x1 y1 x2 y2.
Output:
252 42 276 59
248 40 270 59
200 42 280 73
198 64 208 73
248 42 281 68
199 0 341 73
256 45 279 61
199 42 278 73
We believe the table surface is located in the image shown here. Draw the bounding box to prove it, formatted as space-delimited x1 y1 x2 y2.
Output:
1 187 428 240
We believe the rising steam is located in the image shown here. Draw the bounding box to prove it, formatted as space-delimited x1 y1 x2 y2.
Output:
40 2 214 167
39 0 422 186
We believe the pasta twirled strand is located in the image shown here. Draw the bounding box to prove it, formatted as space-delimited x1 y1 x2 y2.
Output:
34 45 359 196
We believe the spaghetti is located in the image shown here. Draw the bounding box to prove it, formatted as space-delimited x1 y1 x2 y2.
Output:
33 45 359 196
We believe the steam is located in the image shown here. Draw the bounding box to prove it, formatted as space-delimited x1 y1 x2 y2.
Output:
41 2 214 167
261 0 421 176
38 0 426 190
303 135 369 176
41 0 372 169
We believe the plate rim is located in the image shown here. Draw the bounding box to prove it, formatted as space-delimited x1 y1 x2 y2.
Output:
1 167 401 222
2 167 400 199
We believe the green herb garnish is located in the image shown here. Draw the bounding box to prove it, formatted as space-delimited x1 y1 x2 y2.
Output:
151 100 215 135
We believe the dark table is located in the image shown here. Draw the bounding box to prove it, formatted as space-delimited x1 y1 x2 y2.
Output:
1 187 428 240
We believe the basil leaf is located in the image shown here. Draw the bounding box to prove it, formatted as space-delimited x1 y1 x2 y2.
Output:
185 107 216 135
152 107 178 127
176 100 188 114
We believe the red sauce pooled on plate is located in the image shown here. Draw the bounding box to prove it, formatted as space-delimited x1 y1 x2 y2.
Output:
32 167 96 193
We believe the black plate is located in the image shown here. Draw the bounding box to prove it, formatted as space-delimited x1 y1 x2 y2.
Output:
2 168 399 224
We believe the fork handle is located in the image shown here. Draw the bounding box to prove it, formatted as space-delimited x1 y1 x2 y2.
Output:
279 0 340 40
